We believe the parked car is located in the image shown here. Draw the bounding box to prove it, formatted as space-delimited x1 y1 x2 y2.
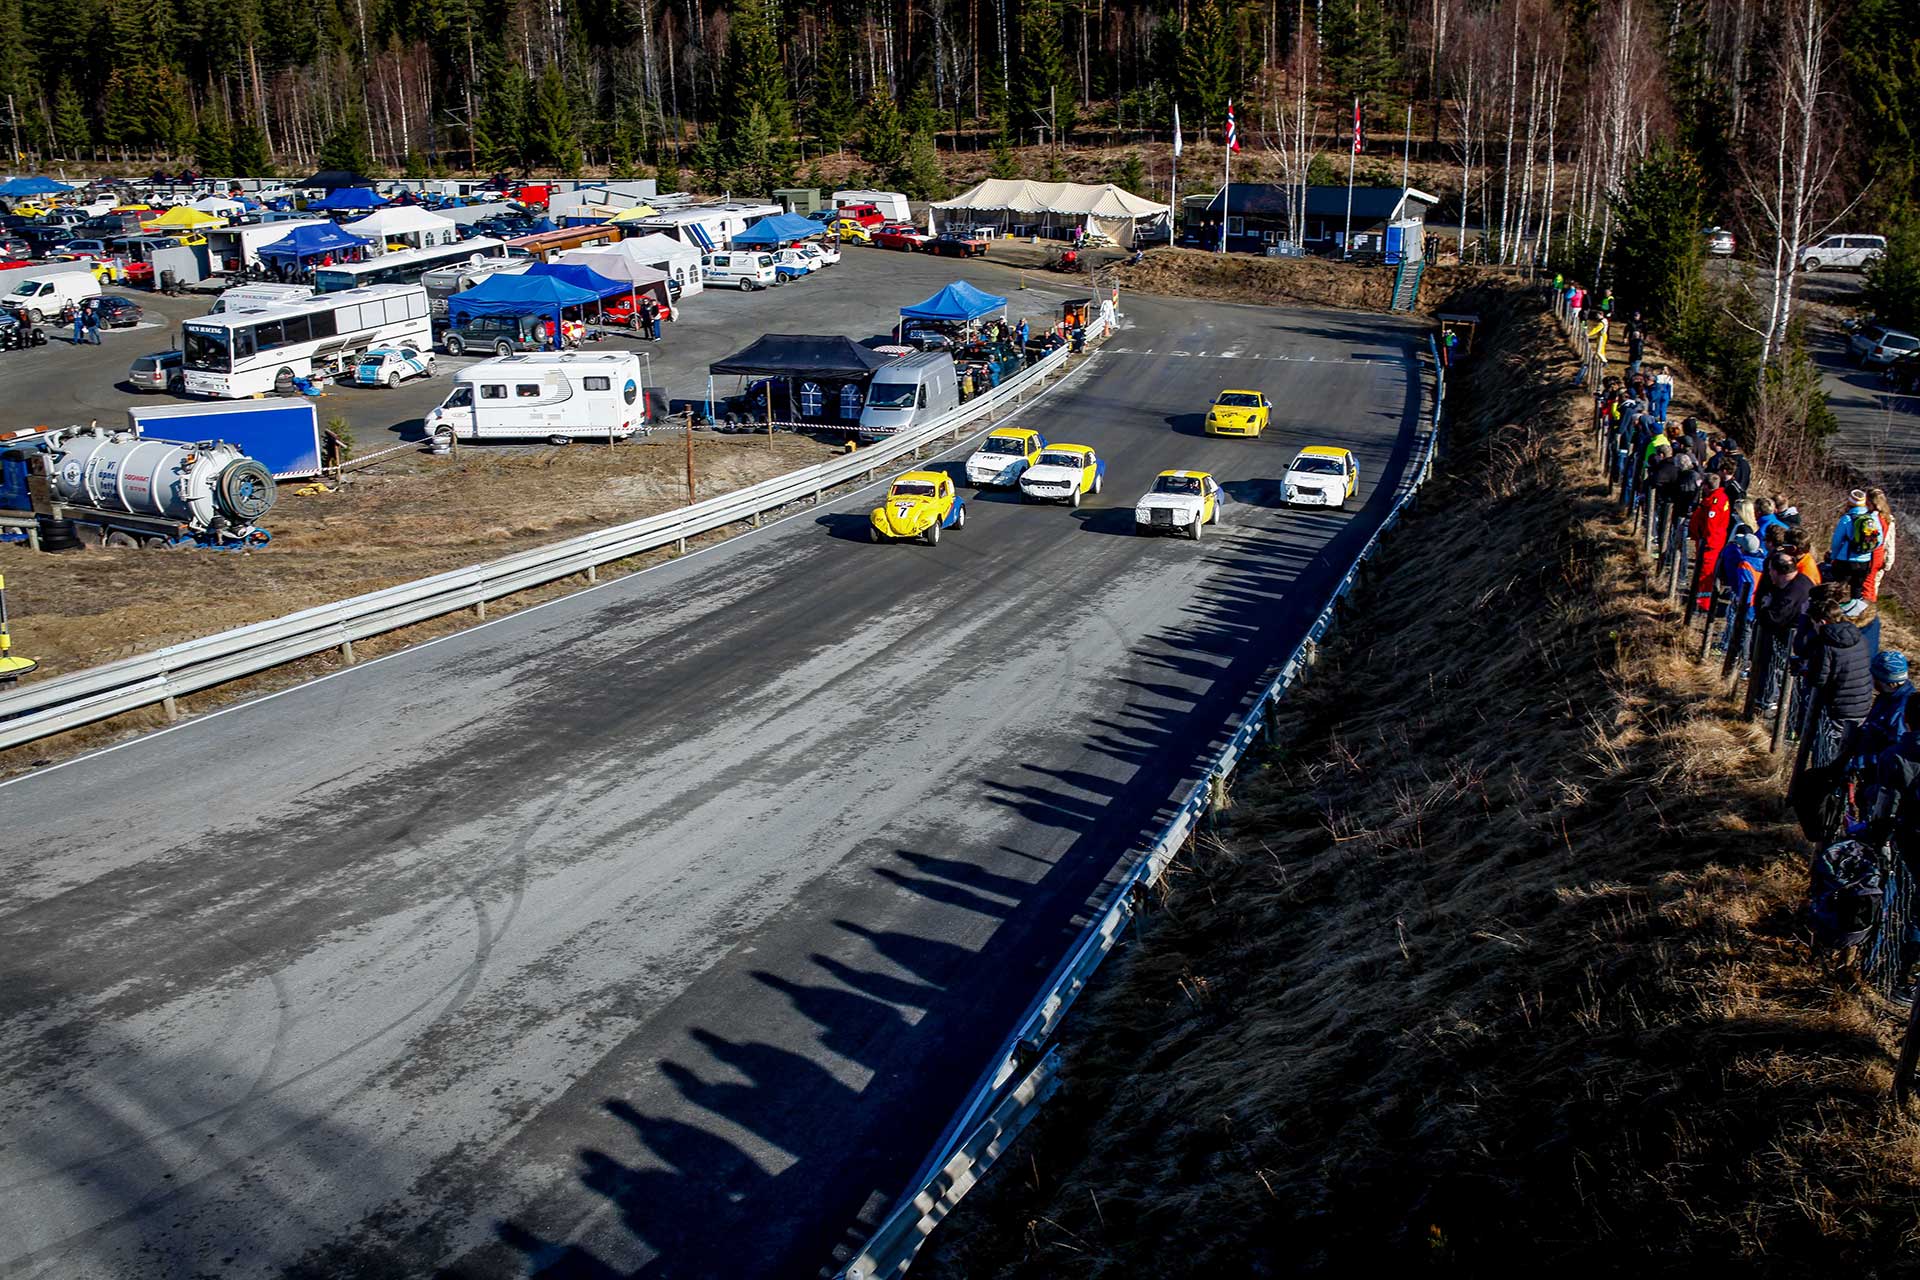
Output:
700 250 778 290
835 202 888 228
1850 324 1920 368
128 348 185 392
440 313 549 356
92 295 144 327
1799 233 1886 272
799 241 840 267
354 345 436 387
0 235 29 259
1701 226 1736 257
923 232 988 258
902 323 953 351
825 218 872 243
770 247 815 282
1886 349 1920 396
872 224 930 252
54 238 111 258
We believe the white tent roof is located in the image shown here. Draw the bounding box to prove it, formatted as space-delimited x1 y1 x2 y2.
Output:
190 196 245 214
342 205 458 238
593 233 702 266
933 178 1168 218
556 247 671 288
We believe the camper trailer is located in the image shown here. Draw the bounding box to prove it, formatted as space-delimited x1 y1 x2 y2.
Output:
423 352 646 444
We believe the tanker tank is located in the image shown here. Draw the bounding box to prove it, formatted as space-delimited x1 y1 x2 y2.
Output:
45 427 276 545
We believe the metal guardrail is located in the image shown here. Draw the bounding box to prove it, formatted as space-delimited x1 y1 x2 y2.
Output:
840 334 1447 1280
0 333 1096 752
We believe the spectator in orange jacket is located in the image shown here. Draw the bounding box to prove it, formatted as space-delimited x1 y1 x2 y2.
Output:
1690 473 1731 611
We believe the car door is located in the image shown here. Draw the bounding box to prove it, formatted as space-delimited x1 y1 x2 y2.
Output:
1345 455 1358 497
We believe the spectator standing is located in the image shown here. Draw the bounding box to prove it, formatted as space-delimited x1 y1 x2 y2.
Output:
1801 592 1875 769
69 304 84 345
1627 313 1646 377
1651 366 1674 422
1829 489 1883 597
81 299 100 345
1853 651 1914 761
1691 473 1731 611
1868 487 1898 600
1599 288 1615 316
1711 435 1750 500
1754 498 1787 544
1755 551 1815 712
1715 528 1767 655
1587 313 1611 363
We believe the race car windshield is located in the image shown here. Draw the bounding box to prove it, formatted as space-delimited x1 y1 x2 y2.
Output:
1153 476 1202 495
867 383 917 409
1039 453 1082 468
892 482 937 497
981 437 1028 455
1216 393 1261 407
1291 457 1345 475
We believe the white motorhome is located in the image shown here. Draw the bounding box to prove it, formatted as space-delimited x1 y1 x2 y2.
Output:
420 256 529 318
833 189 911 222
627 201 782 251
424 352 646 443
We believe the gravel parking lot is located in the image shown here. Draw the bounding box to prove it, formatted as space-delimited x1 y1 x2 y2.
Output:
0 246 1087 448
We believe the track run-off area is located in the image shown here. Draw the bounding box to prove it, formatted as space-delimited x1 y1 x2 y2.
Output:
0 293 1431 1279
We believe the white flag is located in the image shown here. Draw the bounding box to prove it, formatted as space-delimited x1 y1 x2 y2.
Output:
1172 104 1183 159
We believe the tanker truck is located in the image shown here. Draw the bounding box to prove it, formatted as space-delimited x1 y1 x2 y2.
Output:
28 426 278 548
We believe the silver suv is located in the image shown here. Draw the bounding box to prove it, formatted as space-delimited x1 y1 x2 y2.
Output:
1850 325 1920 368
1799 233 1887 272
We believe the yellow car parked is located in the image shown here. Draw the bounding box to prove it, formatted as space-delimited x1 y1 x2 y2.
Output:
870 470 967 545
1205 388 1270 437
826 218 872 243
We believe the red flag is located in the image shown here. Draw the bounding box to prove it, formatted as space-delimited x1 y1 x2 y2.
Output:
1352 99 1364 154
1225 101 1240 153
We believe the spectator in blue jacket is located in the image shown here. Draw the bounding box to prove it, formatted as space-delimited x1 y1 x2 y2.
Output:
1714 529 1767 655
1754 497 1787 545
1830 488 1883 597
1852 651 1914 763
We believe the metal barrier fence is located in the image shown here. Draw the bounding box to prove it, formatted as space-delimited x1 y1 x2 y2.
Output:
838 334 1448 1279
0 328 1102 753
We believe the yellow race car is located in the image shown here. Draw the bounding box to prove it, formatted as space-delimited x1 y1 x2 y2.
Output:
870 470 967 544
963 426 1047 487
826 218 873 243
10 201 51 218
1282 445 1360 509
1205 388 1270 437
1134 469 1225 539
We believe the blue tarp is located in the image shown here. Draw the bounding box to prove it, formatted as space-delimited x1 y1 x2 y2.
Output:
730 213 824 246
256 223 373 261
0 176 72 197
899 280 1009 323
307 187 388 211
446 272 600 322
523 262 631 300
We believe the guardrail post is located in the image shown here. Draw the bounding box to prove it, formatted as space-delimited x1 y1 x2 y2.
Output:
474 599 487 620
162 693 178 721
339 639 355 665
585 564 597 583
751 511 763 528
676 535 687 555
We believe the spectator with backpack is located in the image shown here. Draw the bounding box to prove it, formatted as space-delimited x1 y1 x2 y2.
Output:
1711 436 1750 500
1851 651 1913 762
1830 489 1883 598
1800 590 1876 769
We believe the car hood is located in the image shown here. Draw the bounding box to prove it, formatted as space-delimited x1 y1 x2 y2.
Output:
966 450 1027 471
1209 406 1257 418
1021 464 1082 487
1137 492 1203 514
872 494 941 535
1285 469 1343 490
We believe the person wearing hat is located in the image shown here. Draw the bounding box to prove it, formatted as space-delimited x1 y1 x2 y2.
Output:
1802 589 1875 768
1852 650 1914 761
1829 489 1883 597
1714 526 1768 655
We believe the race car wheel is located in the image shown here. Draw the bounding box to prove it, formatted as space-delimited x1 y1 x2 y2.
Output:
386 370 401 388
1070 488 1082 508
955 504 966 529
1093 474 1103 494
1190 517 1203 541
924 521 941 546
868 524 882 543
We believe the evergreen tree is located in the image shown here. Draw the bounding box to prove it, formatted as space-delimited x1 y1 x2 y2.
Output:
50 80 88 157
858 88 906 179
530 63 580 174
1111 151 1146 194
1175 0 1232 124
989 133 1021 179
1608 141 1704 324
194 108 232 172
1865 204 1920 333
0 0 33 157
1840 0 1920 208
716 0 792 181
473 46 529 172
230 118 272 174
404 148 428 178
1016 0 1075 142
1320 0 1398 115
810 19 856 152
317 104 375 175
897 121 946 200
656 153 682 194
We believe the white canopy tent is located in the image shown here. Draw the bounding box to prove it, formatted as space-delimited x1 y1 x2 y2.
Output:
190 196 246 215
932 178 1170 247
577 233 705 297
342 205 460 253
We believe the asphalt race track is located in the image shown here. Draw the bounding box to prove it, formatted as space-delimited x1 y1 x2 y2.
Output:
0 293 1430 1279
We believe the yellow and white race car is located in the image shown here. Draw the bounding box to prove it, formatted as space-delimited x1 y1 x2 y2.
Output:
1018 443 1106 506
870 470 967 544
963 426 1047 487
1282 446 1359 509
1134 469 1224 539
1205 388 1270 437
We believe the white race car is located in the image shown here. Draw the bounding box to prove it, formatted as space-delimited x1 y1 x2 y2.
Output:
354 345 436 388
801 241 840 268
1134 469 1224 539
963 427 1045 487
1281 446 1359 509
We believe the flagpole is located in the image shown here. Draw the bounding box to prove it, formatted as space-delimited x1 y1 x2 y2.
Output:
1343 97 1357 256
1171 105 1180 247
1401 101 1412 193
1220 108 1231 255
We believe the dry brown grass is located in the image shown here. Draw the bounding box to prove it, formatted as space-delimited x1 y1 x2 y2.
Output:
920 282 1920 1276
1105 246 1472 316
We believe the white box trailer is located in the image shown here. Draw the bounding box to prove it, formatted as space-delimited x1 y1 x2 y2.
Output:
203 219 332 273
424 352 647 443
833 189 911 222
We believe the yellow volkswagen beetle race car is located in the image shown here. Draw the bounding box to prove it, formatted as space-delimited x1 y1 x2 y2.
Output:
870 470 967 545
826 218 873 243
1205 388 1270 437
1134 469 1225 539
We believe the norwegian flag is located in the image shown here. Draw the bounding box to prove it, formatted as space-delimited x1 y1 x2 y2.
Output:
1225 101 1240 153
1352 98 1364 154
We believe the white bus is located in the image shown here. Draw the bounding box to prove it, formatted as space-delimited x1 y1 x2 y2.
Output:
312 237 508 293
181 284 432 398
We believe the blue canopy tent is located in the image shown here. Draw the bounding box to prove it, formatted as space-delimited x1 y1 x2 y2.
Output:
523 261 632 302
307 187 388 212
0 176 72 197
256 223 373 263
730 213 825 247
899 280 1009 323
447 272 601 349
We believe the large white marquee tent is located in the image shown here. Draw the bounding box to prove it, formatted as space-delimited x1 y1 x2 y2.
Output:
931 179 1170 247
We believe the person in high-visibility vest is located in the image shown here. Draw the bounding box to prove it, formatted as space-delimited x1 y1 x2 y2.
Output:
1587 314 1611 362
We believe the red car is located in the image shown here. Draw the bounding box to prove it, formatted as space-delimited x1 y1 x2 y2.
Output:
924 232 989 258
872 224 929 252
601 293 674 328
836 202 886 228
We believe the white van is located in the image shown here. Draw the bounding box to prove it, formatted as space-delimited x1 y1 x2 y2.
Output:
858 352 960 439
6 271 100 322
701 251 778 291
208 283 314 315
1799 234 1887 273
424 351 646 443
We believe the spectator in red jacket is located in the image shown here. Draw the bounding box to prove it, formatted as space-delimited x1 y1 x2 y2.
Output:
1690 473 1731 612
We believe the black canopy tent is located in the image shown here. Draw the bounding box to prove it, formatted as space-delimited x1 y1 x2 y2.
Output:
298 169 377 191
708 334 900 429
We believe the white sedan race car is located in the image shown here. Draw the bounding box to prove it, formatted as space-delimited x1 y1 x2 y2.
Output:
1134 469 1224 539
1282 446 1359 509
355 345 436 388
